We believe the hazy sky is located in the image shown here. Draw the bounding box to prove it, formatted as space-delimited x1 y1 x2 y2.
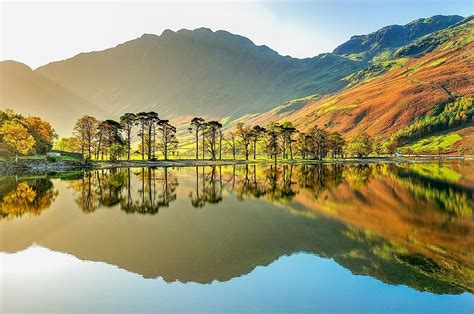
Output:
1 0 472 68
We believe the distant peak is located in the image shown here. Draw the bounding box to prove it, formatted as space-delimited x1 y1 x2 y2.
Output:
161 29 175 37
140 33 159 39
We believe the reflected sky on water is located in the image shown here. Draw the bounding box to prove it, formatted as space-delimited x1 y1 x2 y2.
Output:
1 162 473 312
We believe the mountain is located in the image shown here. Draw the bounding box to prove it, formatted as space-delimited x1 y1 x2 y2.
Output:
246 16 474 152
0 61 108 134
333 15 464 61
1 15 468 138
33 28 361 125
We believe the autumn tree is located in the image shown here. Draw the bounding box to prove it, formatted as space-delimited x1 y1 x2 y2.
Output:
0 121 36 161
25 116 57 154
73 115 98 159
120 113 136 160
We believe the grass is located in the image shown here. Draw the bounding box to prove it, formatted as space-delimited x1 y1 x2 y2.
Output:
401 133 462 153
428 57 448 67
323 104 359 114
318 98 339 109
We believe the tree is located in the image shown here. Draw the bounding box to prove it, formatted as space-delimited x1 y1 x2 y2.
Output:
265 123 281 162
280 122 297 159
95 121 110 160
73 115 98 159
120 113 136 160
53 138 69 151
295 132 309 159
327 132 345 158
189 117 205 160
250 125 266 159
145 112 159 160
136 112 149 160
307 126 328 160
157 119 177 160
25 116 57 154
372 141 384 157
226 131 238 160
345 133 372 158
203 121 222 160
236 123 252 160
103 120 124 161
0 121 36 161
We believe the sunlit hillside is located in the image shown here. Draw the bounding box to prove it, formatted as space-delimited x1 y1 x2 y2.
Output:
244 17 474 153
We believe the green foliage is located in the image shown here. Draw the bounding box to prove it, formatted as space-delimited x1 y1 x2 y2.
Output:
386 97 473 149
396 17 474 58
428 57 448 67
345 133 372 158
401 134 462 154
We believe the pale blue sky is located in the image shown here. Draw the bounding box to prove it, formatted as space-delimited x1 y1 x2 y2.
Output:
1 0 472 68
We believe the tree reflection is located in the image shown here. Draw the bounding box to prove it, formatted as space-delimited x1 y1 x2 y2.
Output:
68 167 178 214
189 166 223 207
0 178 57 219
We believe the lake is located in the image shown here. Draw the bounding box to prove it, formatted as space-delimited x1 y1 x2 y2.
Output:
1 162 473 313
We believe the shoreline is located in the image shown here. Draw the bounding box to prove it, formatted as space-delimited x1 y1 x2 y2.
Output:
0 155 471 175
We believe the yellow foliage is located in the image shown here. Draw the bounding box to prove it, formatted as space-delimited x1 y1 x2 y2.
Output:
0 121 36 155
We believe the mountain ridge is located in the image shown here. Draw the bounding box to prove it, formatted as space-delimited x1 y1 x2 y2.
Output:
1 14 468 137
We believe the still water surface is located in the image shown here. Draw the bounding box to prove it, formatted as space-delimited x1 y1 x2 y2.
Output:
1 162 473 312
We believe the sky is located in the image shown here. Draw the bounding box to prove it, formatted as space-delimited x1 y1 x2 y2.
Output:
1 0 473 68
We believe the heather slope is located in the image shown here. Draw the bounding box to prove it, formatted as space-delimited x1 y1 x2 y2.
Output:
248 17 474 152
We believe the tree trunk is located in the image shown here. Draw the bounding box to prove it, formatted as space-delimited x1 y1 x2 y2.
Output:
253 140 257 159
219 135 222 160
147 125 152 160
127 129 131 161
202 133 205 159
195 130 199 160
141 125 145 160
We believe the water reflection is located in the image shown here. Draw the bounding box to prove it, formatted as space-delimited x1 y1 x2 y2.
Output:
0 177 57 219
0 162 473 295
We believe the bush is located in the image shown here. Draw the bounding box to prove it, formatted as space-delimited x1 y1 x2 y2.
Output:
46 155 57 163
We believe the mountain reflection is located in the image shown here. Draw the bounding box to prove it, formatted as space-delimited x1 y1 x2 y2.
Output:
0 162 472 294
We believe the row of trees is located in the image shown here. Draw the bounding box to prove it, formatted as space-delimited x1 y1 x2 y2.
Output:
58 112 177 161
0 109 57 161
56 113 377 161
189 118 372 161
